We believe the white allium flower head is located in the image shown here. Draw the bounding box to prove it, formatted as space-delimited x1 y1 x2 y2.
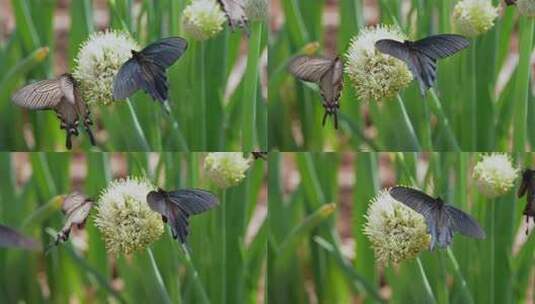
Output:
345 25 413 102
204 152 251 188
245 0 268 21
473 154 518 198
74 30 139 105
518 0 535 17
364 190 431 264
452 0 498 37
182 0 226 41
95 177 163 255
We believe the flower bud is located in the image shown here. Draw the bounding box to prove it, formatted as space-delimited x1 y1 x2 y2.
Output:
364 190 430 264
95 177 163 255
473 154 518 198
183 0 226 41
452 0 498 37
345 25 413 102
204 153 251 188
74 30 139 105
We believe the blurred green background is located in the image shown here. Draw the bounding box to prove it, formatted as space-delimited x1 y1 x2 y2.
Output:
0 152 266 303
268 152 533 303
269 0 535 152
0 0 267 151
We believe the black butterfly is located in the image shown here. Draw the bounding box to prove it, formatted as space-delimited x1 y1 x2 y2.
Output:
217 0 249 35
251 151 267 160
288 55 344 129
52 192 93 246
12 73 96 150
113 37 188 106
0 224 40 251
375 34 470 95
504 0 516 5
390 186 485 250
517 169 535 235
146 188 219 243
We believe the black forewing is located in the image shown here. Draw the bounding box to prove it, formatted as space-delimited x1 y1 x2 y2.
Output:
389 186 439 217
0 224 39 250
375 39 410 62
412 34 470 61
113 58 144 100
444 205 485 239
140 37 188 68
167 189 219 215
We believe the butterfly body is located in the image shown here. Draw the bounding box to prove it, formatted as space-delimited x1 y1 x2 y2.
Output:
12 73 96 149
113 37 188 106
375 34 469 96
217 0 249 35
288 55 343 129
517 169 535 234
390 186 485 250
146 188 219 243
505 0 516 5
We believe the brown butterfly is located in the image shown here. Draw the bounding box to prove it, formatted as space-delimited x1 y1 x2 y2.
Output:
53 192 93 246
217 0 249 35
251 152 267 160
12 73 96 150
288 55 343 129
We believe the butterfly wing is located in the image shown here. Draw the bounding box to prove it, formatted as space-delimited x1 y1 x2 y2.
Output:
217 0 249 34
444 205 486 239
133 61 168 101
113 58 144 100
147 190 189 242
140 37 188 68
166 189 219 215
0 224 40 251
73 86 96 146
288 55 333 83
12 78 68 110
412 34 470 61
518 170 531 198
389 186 439 217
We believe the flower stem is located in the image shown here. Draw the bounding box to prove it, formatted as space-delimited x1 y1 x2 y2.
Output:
416 257 437 304
446 247 474 304
489 199 495 304
242 22 263 151
126 98 150 151
180 244 211 304
396 94 421 151
162 102 190 151
513 18 534 151
147 247 172 304
429 89 461 151
221 190 227 304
